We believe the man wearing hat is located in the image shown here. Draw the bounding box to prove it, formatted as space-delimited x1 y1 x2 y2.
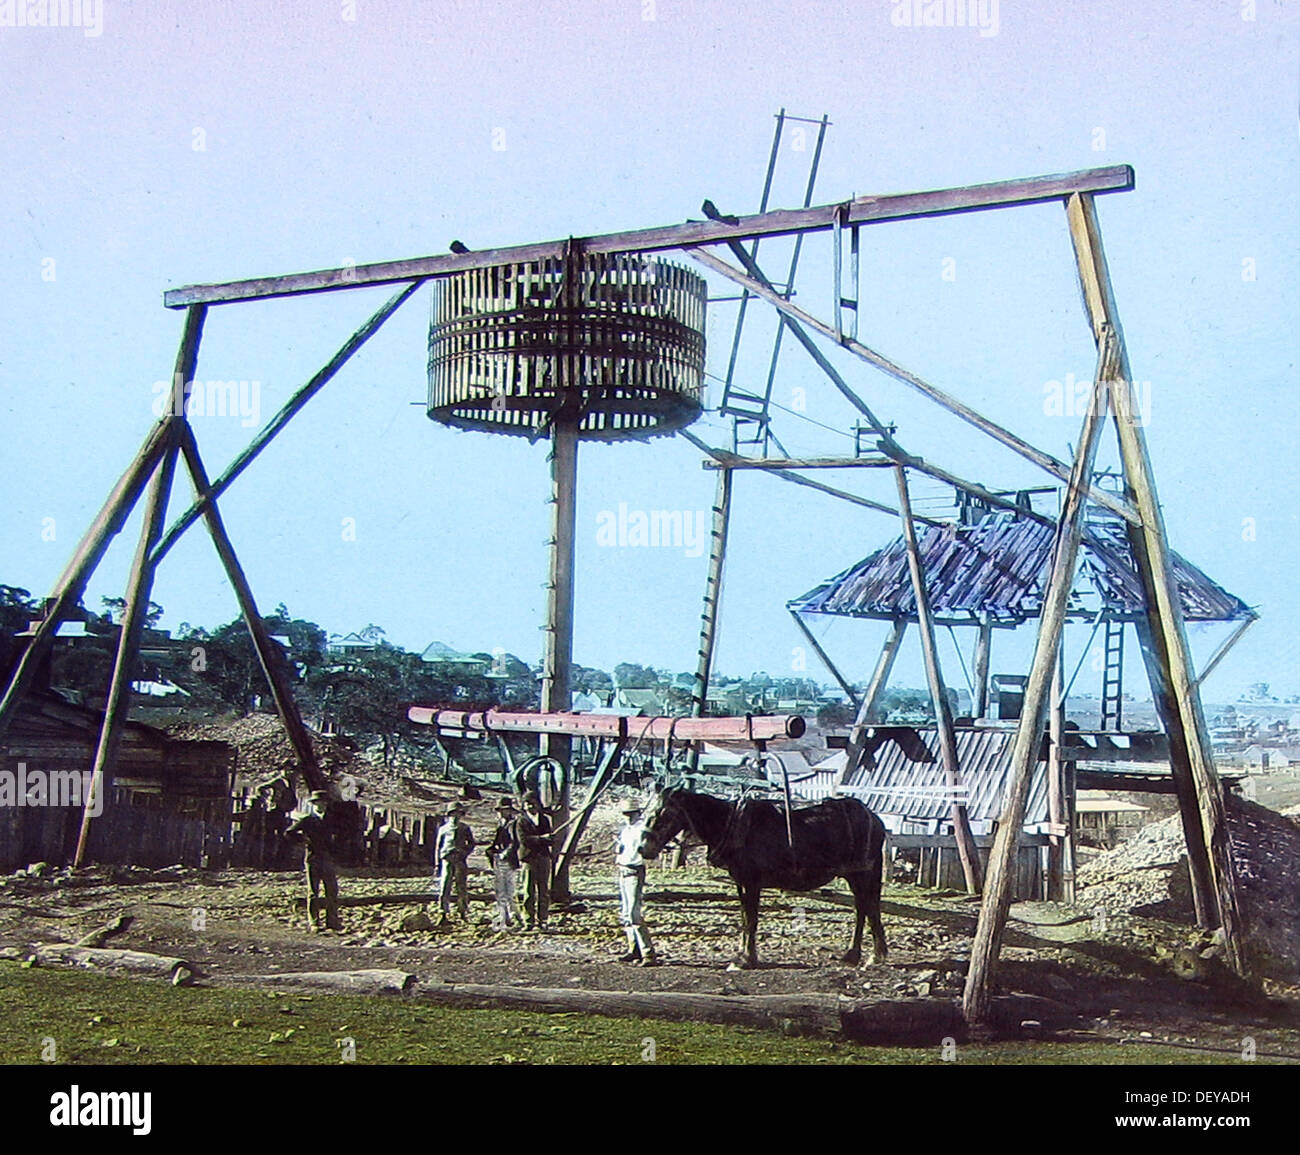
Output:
433 801 476 922
485 796 523 929
614 797 658 966
516 791 553 931
286 788 343 933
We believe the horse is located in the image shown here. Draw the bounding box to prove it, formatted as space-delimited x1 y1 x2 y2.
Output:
639 786 887 969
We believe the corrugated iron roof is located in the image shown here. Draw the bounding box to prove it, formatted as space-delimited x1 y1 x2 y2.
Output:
838 725 1049 825
789 512 1250 625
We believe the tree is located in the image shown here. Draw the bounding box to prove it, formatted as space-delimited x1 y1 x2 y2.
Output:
614 662 659 690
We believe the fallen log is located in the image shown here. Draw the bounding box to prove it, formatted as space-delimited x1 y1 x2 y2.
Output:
209 969 416 996
410 981 1072 1043
31 944 196 985
413 981 844 1036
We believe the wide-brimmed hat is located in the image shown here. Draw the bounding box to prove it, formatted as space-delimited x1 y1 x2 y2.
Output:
445 802 466 816
619 798 644 814
495 797 517 812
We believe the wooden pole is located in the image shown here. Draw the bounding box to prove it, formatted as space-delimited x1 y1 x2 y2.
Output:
840 620 906 785
73 306 206 865
690 466 733 721
177 425 326 792
893 466 982 894
963 329 1116 1025
1134 619 1214 926
1046 649 1066 899
0 424 172 742
681 431 938 525
789 611 861 713
1065 191 1244 972
542 420 579 900
972 618 992 719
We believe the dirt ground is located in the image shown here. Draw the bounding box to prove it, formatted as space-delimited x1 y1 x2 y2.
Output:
3 844 1300 1060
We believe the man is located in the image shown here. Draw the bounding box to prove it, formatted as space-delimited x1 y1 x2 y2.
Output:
485 796 522 930
433 802 475 922
516 791 553 931
285 789 343 933
615 798 658 966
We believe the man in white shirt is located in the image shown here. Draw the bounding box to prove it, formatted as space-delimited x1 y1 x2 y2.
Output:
615 798 658 966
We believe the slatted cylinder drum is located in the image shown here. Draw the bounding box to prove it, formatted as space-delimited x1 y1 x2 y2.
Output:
427 253 707 439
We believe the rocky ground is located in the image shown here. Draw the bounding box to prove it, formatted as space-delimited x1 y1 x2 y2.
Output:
3 830 1299 1059
1076 795 1300 983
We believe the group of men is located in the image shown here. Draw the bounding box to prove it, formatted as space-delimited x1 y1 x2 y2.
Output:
288 787 659 966
431 792 658 965
433 791 553 930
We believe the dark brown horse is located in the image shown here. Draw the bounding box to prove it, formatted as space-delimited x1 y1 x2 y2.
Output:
639 786 887 969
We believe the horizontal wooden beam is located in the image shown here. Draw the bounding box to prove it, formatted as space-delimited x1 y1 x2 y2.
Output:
704 456 893 470
407 707 805 742
163 166 1134 307
680 432 943 526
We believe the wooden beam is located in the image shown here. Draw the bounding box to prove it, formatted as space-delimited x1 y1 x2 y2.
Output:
789 610 861 712
554 738 627 881
408 709 805 742
839 621 906 787
893 466 982 894
73 440 181 866
542 422 579 899
164 167 1134 307
972 618 992 718
690 466 733 724
703 456 893 470
151 280 423 564
687 246 1141 528
176 425 326 792
1193 613 1257 690
72 307 207 865
963 329 1117 1025
0 424 171 742
682 434 942 526
1133 619 1214 925
1065 191 1245 973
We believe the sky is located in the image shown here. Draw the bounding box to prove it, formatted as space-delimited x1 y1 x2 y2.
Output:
1 0 1296 704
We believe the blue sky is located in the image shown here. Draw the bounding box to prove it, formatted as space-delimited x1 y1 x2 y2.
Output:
1 0 1296 702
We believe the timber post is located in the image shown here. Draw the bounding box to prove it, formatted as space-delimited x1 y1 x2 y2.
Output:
73 305 206 865
1064 191 1245 972
893 466 982 894
963 328 1117 1025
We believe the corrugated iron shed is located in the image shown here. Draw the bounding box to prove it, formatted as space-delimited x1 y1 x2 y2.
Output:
838 725 1049 825
789 512 1251 626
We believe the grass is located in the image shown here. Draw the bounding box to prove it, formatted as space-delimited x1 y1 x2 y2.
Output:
0 961 1246 1065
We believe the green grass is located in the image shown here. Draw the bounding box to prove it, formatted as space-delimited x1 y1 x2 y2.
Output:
0 962 1246 1065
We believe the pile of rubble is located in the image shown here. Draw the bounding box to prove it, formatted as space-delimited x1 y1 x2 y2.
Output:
1077 797 1300 981
167 714 408 803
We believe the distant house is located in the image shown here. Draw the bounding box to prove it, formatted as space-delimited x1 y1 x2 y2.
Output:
419 641 490 677
705 684 748 715
613 688 664 716
570 690 604 712
1241 745 1300 771
329 632 380 656
1075 790 1149 849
